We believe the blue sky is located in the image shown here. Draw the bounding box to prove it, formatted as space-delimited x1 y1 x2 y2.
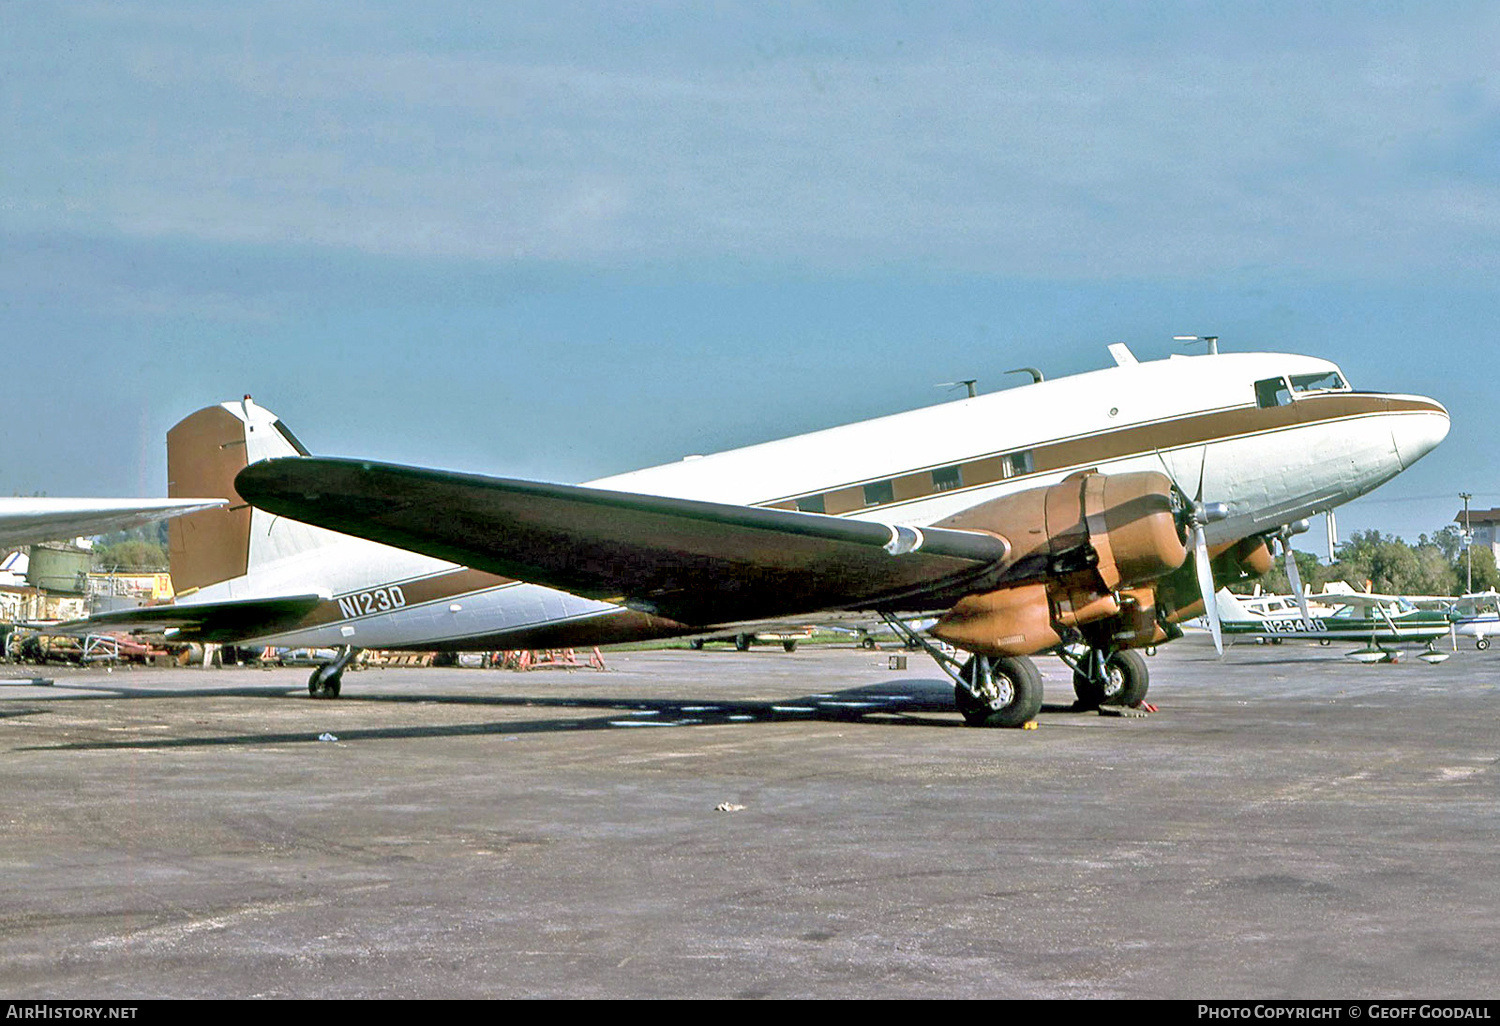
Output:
3 2 1498 550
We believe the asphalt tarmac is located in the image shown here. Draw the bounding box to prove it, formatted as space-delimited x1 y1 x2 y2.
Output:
1 639 1496 999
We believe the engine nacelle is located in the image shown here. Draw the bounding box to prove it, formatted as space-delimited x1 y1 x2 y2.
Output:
930 471 1188 656
931 583 1062 656
934 469 1187 594
1157 534 1278 624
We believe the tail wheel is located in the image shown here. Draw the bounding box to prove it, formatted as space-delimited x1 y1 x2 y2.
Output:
954 655 1043 728
1072 649 1150 709
308 669 342 698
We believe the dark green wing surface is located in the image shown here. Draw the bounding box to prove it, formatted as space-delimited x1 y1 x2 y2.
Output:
235 457 1009 625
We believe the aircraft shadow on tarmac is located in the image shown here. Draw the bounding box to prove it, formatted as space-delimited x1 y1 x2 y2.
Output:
12 677 1116 752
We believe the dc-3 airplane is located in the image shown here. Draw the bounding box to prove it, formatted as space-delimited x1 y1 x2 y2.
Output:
64 344 1449 727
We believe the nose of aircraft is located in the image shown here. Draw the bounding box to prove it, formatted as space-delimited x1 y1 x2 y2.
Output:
1391 399 1450 470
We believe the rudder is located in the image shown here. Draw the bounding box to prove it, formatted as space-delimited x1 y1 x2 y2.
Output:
167 396 322 594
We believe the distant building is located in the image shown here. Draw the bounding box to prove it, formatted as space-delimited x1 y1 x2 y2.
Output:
1456 507 1500 563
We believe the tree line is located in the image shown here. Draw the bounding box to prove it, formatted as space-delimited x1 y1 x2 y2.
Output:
1251 525 1497 598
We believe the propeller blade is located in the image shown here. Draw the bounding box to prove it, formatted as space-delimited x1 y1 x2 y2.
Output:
1194 524 1223 656
1283 539 1312 624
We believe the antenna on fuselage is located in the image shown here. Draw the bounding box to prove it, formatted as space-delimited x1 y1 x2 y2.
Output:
1005 367 1044 384
936 379 979 399
1174 334 1220 355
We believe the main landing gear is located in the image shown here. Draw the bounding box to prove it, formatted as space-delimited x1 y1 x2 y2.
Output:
878 613 1043 728
308 645 358 699
876 615 1154 727
1058 647 1150 710
953 655 1044 728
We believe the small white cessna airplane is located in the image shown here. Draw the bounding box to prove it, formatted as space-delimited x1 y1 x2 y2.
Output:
66 345 1448 727
1212 588 1457 662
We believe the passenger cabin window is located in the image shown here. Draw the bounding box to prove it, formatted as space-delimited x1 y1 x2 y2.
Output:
1254 377 1293 409
932 466 963 492
863 480 895 506
1289 371 1348 393
1001 450 1035 479
795 494 826 514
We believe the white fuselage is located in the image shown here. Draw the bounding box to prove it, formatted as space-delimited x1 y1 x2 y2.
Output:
189 351 1449 650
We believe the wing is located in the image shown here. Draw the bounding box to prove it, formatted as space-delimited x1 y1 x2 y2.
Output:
1316 592 1401 610
0 498 224 549
235 457 1010 626
53 594 326 643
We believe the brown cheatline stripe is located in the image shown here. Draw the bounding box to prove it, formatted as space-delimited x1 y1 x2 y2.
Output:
295 566 518 629
761 393 1442 516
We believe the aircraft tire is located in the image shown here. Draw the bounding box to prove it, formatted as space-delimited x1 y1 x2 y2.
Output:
308 668 342 699
782 640 798 653
1478 638 1490 651
688 639 704 650
1111 650 1149 706
955 655 1042 728
734 634 752 652
860 637 876 650
1072 650 1150 708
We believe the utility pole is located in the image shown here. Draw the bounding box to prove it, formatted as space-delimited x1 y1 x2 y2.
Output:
1461 492 1474 594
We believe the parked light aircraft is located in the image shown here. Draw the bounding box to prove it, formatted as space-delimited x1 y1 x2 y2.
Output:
1448 591 1500 649
1212 588 1456 662
1315 587 1500 651
64 348 1448 726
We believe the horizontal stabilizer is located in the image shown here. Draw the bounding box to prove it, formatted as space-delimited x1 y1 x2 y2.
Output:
235 457 1010 625
53 594 325 643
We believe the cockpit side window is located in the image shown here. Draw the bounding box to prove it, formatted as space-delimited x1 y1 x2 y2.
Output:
1254 377 1293 409
1289 371 1349 393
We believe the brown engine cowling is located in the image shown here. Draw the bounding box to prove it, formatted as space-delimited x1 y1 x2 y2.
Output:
929 470 1189 657
1156 534 1275 624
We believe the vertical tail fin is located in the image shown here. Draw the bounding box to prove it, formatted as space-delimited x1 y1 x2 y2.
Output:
167 397 329 593
1213 588 1252 624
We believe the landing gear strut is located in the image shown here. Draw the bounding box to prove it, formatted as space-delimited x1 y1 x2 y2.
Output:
1060 646 1150 710
309 645 358 699
878 613 1042 728
953 655 1044 728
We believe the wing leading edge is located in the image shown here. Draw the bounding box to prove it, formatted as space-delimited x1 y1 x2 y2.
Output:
235 457 1010 626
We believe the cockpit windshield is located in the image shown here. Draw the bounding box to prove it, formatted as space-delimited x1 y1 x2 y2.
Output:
1289 371 1349 393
